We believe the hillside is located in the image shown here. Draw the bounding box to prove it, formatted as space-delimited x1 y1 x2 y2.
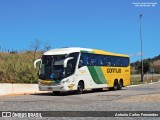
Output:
0 51 42 83
131 55 160 74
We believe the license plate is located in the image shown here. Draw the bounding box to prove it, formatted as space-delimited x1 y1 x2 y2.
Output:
47 87 52 90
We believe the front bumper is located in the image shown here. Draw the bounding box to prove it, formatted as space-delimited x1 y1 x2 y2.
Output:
39 84 65 91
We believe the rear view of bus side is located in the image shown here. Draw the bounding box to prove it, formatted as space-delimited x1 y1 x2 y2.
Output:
34 47 130 94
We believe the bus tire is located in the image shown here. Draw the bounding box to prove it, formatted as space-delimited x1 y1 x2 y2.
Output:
113 80 118 91
77 81 84 94
53 91 60 95
118 80 123 90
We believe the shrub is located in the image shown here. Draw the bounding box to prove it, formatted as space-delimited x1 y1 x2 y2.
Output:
0 52 42 83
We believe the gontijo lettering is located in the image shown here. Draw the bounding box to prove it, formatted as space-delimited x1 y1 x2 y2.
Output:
107 68 121 73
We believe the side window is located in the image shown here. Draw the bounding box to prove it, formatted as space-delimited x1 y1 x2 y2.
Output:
68 52 79 73
123 57 129 67
112 57 116 66
98 55 104 66
79 53 100 66
79 54 83 66
86 54 91 66
79 53 85 66
112 57 118 66
103 57 107 66
116 57 120 66
90 54 97 66
69 52 79 66
79 53 90 66
106 56 112 66
119 58 123 67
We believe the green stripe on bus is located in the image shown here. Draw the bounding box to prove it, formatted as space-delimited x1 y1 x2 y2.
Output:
87 66 107 84
94 67 108 84
88 66 101 84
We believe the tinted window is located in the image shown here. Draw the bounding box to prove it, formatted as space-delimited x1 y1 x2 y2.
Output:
106 56 112 66
68 52 79 75
79 53 129 67
123 57 129 67
98 55 105 66
112 57 117 66
79 53 89 66
119 58 124 66
90 54 97 66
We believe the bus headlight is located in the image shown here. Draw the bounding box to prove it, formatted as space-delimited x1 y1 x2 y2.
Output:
62 79 69 84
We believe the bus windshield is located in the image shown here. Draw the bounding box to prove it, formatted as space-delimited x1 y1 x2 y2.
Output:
39 55 66 80
39 53 79 80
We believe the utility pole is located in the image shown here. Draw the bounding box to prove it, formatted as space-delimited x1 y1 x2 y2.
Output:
140 14 143 82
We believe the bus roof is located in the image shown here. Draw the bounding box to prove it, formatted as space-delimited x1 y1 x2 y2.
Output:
43 47 129 57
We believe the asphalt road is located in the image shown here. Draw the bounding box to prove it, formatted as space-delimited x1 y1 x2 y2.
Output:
0 82 160 119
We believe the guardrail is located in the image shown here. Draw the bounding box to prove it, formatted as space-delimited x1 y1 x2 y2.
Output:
0 83 48 96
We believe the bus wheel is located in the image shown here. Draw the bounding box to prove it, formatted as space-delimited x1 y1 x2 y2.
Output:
113 80 118 90
77 81 84 94
118 80 123 90
53 91 60 95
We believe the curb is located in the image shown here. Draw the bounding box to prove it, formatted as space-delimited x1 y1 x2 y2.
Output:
127 81 160 88
0 91 51 96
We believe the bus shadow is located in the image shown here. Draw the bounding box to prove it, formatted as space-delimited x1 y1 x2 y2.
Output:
31 88 127 96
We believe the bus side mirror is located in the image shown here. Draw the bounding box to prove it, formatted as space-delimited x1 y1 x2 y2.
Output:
34 59 41 68
64 57 73 68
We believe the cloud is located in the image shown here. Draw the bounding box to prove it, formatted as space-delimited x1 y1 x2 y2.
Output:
129 52 142 57
129 53 135 57
137 52 142 56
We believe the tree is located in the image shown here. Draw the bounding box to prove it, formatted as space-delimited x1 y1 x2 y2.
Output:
137 59 150 79
31 38 41 60
44 42 51 52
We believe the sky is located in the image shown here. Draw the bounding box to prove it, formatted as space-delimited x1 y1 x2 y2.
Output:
0 0 159 62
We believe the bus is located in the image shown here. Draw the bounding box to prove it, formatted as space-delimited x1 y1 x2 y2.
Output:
34 47 130 94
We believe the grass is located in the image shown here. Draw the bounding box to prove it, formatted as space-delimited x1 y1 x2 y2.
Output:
131 74 160 85
0 51 42 83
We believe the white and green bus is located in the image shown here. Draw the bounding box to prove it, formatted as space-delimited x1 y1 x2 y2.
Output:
34 47 130 94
